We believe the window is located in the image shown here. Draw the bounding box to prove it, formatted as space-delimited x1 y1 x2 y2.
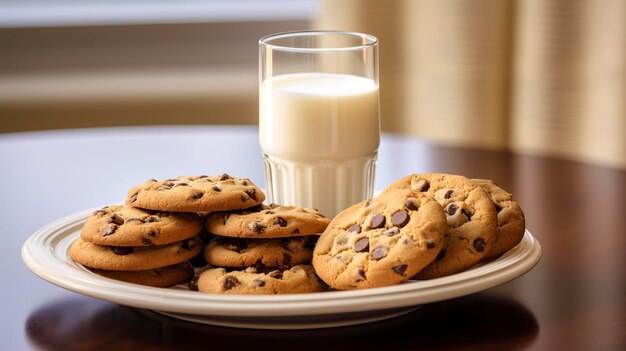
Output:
0 0 316 132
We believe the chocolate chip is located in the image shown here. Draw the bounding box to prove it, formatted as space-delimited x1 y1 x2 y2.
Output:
197 175 208 179
223 276 239 290
165 182 175 187
142 238 154 246
112 246 133 255
445 203 458 216
354 237 369 252
245 189 257 201
391 210 410 227
264 210 275 214
384 227 400 236
220 173 231 181
191 192 204 200
357 268 366 279
109 214 124 226
148 230 157 237
414 179 430 192
274 217 287 227
241 180 249 186
145 215 159 223
92 210 107 216
405 198 419 211
175 182 188 187
393 264 408 275
249 222 264 233
436 248 446 260
213 186 221 192
129 192 139 203
365 199 372 207
101 223 118 237
269 271 283 279
252 259 265 270
347 224 362 234
254 278 266 287
370 214 386 229
291 228 300 234
258 265 286 274
148 178 158 182
227 240 247 252
444 189 453 199
427 241 436 249
240 195 248 202
473 238 486 252
372 246 388 260
126 217 142 223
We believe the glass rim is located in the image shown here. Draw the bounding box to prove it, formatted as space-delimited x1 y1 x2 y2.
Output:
259 30 378 53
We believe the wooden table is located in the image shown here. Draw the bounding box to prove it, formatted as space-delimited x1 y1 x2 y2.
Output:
2 126 624 350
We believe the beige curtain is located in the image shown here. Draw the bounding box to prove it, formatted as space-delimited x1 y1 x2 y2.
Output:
313 0 626 169
315 0 408 133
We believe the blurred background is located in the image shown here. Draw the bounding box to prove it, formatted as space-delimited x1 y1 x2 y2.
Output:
0 0 624 169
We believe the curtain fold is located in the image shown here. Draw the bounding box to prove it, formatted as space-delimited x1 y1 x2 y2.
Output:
314 0 625 169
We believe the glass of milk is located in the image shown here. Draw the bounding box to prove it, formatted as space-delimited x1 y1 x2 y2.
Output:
259 31 380 218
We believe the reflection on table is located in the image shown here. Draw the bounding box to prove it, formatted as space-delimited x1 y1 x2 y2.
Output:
26 293 538 350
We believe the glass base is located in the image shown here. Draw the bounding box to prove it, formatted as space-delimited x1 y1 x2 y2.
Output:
263 153 377 218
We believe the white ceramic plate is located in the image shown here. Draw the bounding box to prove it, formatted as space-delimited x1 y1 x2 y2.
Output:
22 209 541 329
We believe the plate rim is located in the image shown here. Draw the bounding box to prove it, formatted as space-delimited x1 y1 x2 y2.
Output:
22 208 542 317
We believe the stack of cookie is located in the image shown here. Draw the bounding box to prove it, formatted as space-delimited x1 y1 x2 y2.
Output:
69 172 525 293
69 205 203 287
70 174 266 287
192 204 331 294
312 173 525 290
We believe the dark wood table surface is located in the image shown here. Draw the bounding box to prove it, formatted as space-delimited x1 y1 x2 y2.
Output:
1 125 624 350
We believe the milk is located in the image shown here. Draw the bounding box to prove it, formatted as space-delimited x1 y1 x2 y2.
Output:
260 72 380 217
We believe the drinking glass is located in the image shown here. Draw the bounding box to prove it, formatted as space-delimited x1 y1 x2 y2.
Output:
259 31 380 217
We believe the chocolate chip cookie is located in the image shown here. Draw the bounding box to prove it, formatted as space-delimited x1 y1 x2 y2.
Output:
312 189 447 290
81 205 202 247
472 179 526 260
195 264 327 294
69 237 202 271
90 262 194 287
204 236 317 268
126 174 265 212
205 204 330 239
383 173 498 279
